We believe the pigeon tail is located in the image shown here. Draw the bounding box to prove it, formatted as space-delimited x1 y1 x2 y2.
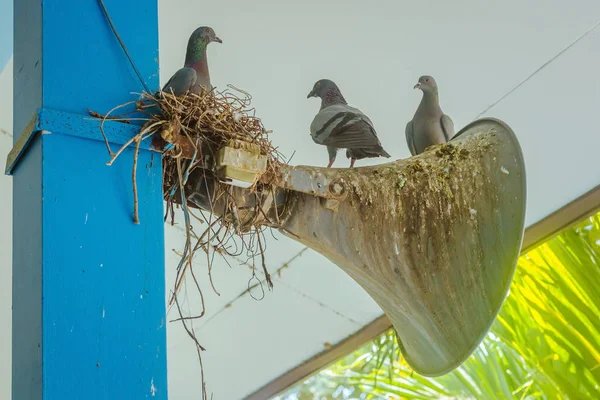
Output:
346 146 391 160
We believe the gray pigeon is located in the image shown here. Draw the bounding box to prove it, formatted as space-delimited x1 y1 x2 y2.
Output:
405 75 455 156
162 27 222 96
307 79 391 168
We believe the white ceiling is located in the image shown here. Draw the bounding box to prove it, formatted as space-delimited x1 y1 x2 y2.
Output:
2 1 600 398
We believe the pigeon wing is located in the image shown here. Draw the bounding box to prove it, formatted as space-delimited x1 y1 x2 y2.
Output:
310 104 381 149
440 114 455 142
405 120 417 156
162 67 197 96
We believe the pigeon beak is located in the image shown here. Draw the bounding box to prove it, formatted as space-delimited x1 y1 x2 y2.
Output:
214 36 223 44
307 90 316 99
414 82 421 89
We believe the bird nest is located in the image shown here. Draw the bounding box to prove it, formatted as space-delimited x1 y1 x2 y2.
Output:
144 87 285 302
93 86 286 389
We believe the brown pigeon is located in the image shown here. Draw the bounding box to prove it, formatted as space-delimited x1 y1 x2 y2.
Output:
307 79 391 168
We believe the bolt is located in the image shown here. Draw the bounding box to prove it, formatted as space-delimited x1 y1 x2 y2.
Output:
328 179 345 196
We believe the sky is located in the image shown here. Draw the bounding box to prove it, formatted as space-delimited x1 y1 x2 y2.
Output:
0 0 12 72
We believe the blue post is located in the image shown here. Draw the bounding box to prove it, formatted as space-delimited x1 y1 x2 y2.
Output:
10 1 167 399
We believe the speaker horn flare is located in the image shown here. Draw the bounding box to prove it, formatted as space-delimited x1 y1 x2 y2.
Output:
185 118 526 376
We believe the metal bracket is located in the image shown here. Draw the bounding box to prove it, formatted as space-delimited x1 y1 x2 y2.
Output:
5 113 39 176
5 107 160 175
274 165 348 201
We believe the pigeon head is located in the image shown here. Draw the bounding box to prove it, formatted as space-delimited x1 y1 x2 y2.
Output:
414 75 438 93
307 79 340 99
307 79 347 106
190 26 222 45
185 26 222 66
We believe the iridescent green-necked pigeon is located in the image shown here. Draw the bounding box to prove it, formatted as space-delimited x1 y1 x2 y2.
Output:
405 75 455 156
163 27 222 96
307 79 391 168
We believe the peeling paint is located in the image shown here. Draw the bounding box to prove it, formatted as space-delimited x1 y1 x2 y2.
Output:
150 378 157 397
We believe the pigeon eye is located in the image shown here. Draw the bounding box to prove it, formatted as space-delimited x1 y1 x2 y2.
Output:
425 78 429 83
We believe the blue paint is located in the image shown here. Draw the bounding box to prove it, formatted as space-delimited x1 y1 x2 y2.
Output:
14 0 160 143
12 0 167 398
42 133 166 399
42 0 159 115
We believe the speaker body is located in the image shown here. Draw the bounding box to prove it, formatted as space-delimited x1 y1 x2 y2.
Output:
186 118 527 376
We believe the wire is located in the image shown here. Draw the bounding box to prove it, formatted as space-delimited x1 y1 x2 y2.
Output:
97 0 151 93
474 19 600 119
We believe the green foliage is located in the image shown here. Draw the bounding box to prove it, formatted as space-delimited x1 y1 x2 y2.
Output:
277 212 600 400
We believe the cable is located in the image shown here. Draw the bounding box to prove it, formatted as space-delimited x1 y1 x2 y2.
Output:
97 0 151 93
474 19 600 119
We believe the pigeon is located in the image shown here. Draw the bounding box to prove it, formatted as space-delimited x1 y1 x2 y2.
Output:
307 79 391 168
405 75 455 156
162 27 222 96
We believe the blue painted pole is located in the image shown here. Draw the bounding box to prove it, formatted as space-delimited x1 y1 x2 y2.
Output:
11 1 167 399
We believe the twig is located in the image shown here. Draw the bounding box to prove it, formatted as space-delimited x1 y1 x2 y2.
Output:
169 262 206 323
106 133 140 166
198 247 309 329
171 291 207 400
92 100 139 157
247 272 266 301
286 150 297 165
132 137 141 224
172 293 206 352
87 109 131 124
256 229 273 290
